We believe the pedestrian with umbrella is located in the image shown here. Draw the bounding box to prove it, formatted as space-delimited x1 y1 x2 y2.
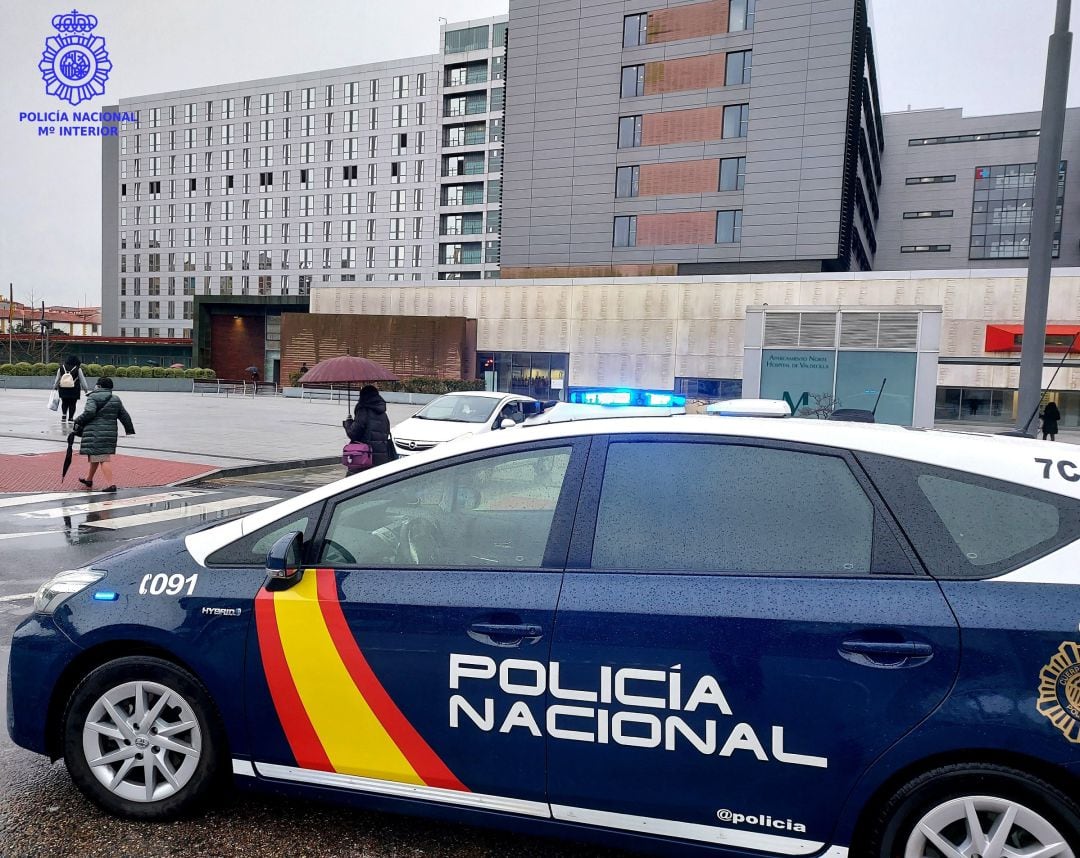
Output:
63 377 136 492
298 355 399 474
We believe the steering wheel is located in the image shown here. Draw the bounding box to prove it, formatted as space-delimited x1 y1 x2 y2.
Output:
322 539 357 565
398 516 445 566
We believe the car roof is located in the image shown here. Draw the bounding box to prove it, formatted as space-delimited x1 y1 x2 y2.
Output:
185 414 1077 565
431 391 530 401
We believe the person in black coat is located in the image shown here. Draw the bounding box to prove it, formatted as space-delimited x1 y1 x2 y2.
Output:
344 385 397 474
1041 400 1062 441
53 355 90 427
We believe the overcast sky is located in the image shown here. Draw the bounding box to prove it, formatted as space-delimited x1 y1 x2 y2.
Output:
2 0 1079 308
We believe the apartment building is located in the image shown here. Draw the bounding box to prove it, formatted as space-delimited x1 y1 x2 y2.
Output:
101 16 506 337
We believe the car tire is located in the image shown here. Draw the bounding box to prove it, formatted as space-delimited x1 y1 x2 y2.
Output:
869 762 1080 858
62 656 224 820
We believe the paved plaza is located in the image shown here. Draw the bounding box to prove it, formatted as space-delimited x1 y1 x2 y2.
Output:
0 388 422 492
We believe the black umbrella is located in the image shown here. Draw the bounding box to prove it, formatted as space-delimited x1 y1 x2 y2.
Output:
61 431 76 481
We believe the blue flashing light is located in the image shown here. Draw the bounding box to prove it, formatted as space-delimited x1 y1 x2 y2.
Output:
92 591 119 602
570 388 687 408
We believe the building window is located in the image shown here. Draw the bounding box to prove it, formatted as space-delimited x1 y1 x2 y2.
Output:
726 51 752 86
969 162 1065 259
614 215 637 247
445 25 489 54
623 13 648 47
621 65 645 98
729 0 757 32
615 165 640 198
909 129 1039 146
392 75 409 99
901 244 952 253
719 156 747 191
722 104 749 139
903 210 953 219
618 115 642 148
716 209 743 243
905 175 956 184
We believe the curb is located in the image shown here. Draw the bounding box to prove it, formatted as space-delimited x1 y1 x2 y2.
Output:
171 455 341 486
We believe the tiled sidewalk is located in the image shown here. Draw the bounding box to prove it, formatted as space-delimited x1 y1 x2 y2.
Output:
0 452 217 492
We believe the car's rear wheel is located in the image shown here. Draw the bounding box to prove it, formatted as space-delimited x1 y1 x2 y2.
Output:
62 656 222 820
870 763 1080 858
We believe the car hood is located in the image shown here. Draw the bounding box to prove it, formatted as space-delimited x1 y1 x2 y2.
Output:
393 416 478 444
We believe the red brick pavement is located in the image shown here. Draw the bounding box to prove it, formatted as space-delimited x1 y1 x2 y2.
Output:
0 452 217 492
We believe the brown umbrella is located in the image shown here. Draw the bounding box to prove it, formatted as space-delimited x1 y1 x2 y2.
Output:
300 355 398 414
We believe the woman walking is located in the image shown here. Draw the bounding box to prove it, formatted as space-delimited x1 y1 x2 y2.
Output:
53 355 90 428
73 377 135 492
1041 400 1062 442
343 384 397 475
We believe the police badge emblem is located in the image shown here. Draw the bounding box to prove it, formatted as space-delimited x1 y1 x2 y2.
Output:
39 9 112 107
1037 641 1080 743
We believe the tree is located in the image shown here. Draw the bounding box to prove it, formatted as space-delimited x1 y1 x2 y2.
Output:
798 392 841 419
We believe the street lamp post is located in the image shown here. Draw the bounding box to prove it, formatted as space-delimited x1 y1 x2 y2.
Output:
1016 0 1073 434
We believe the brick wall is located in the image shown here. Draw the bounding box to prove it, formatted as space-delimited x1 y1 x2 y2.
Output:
637 211 718 246
501 263 680 278
640 160 720 196
647 0 729 43
645 55 726 95
642 106 723 146
210 314 265 380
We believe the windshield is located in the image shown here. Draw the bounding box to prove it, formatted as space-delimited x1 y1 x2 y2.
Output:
414 395 500 424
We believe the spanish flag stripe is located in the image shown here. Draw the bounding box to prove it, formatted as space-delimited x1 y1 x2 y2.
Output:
274 571 422 783
315 569 469 792
253 588 333 771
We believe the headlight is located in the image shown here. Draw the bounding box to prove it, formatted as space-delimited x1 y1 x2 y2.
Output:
34 569 104 614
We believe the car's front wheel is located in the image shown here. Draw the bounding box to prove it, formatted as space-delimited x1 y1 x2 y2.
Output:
62 656 222 820
870 763 1080 858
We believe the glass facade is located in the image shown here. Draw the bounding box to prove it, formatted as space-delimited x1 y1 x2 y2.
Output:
477 352 569 401
969 162 1066 259
759 348 917 425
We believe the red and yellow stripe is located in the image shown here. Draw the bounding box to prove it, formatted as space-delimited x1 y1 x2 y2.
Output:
254 568 467 790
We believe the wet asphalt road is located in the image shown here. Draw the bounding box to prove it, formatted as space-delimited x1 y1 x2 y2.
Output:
0 485 626 858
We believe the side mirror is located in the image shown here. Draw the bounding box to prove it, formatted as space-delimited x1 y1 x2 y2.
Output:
499 418 516 429
266 531 303 581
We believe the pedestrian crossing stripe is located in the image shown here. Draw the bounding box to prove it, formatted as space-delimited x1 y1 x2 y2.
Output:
0 491 109 510
82 496 281 530
16 490 211 519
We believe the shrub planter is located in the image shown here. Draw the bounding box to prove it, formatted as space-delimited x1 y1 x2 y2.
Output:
0 376 194 393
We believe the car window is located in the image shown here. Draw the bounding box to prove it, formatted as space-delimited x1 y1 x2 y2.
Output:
590 440 874 575
858 452 1080 579
319 446 573 568
206 503 322 566
414 395 499 424
918 475 1058 566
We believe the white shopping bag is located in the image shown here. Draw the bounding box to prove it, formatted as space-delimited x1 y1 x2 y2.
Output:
48 389 60 412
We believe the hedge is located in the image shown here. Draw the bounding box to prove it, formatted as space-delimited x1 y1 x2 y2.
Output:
1 364 214 380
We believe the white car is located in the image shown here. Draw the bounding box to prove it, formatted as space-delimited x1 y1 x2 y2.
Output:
393 391 537 455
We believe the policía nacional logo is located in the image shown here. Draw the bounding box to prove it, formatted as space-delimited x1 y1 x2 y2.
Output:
39 9 112 107
1037 641 1080 743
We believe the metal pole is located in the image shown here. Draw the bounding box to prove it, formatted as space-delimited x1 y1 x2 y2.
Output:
7 284 12 365
1016 0 1072 434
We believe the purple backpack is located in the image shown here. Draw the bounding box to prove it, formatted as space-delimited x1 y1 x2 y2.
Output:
342 441 373 471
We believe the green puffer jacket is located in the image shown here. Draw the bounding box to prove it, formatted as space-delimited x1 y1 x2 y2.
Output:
75 390 135 457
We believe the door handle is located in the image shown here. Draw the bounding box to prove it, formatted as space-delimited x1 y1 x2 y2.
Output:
468 622 543 647
839 638 934 668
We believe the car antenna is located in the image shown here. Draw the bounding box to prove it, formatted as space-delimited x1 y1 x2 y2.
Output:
999 331 1079 436
871 378 887 417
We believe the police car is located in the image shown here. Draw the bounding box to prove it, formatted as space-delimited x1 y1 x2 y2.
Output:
8 414 1080 857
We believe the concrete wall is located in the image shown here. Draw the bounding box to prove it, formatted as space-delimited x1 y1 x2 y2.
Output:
308 271 1080 393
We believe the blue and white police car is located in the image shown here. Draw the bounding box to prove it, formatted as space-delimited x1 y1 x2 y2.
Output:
8 413 1080 857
